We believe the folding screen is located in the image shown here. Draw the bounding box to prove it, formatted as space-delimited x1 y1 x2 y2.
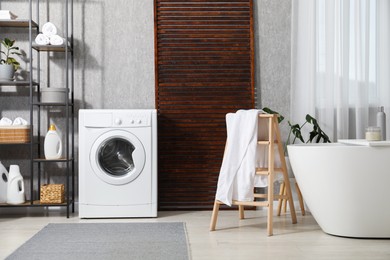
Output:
155 0 255 209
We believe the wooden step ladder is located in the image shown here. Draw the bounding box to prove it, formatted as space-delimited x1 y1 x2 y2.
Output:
278 179 306 216
210 114 297 236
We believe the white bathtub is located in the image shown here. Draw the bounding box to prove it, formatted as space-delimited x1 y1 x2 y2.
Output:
287 142 390 238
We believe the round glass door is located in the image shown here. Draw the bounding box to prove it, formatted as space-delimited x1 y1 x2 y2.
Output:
90 130 146 185
98 138 135 177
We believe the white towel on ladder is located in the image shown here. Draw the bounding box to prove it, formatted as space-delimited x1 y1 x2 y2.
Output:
215 109 282 206
216 109 262 206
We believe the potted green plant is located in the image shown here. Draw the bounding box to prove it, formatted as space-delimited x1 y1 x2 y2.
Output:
0 38 22 81
263 107 331 177
285 114 330 147
263 107 331 152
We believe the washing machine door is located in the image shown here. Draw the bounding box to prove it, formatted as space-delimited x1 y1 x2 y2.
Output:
90 130 146 185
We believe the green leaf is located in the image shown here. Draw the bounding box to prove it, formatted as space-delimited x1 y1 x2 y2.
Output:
305 114 318 125
289 123 304 143
262 107 284 123
4 38 14 47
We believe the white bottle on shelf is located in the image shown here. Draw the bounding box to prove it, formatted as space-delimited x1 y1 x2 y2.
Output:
377 106 386 141
0 161 9 203
6 165 25 205
44 124 62 159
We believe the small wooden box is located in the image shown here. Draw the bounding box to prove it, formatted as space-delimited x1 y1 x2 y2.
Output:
40 184 65 204
0 126 30 144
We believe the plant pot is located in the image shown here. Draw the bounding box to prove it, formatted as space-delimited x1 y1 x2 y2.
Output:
0 64 15 81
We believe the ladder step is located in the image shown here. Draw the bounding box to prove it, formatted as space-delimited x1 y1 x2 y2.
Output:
232 200 269 207
257 140 279 145
253 194 267 198
254 194 289 200
256 169 269 175
258 114 275 118
255 167 284 175
276 195 289 200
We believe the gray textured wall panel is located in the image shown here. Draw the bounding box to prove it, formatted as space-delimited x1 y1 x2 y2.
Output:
74 0 155 109
255 0 291 138
1 0 291 125
0 0 292 203
0 0 155 198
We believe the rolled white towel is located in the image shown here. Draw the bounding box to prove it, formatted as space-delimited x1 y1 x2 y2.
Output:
12 117 28 126
0 117 12 126
49 35 65 46
0 10 17 20
35 33 50 45
42 22 57 36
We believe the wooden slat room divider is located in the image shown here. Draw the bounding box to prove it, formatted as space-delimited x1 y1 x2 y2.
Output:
155 0 255 209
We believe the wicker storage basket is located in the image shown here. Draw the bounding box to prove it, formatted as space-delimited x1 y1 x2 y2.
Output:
0 126 30 144
40 184 65 204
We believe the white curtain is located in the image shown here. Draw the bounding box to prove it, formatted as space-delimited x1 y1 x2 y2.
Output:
291 0 390 141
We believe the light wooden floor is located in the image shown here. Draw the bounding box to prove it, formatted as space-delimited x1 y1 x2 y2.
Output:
1 208 390 260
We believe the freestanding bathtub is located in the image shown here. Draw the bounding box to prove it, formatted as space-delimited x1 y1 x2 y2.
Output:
288 142 390 238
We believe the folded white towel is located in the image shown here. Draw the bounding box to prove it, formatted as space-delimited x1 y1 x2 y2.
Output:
0 117 12 126
35 33 50 45
42 22 57 36
49 35 65 46
12 117 28 126
0 10 17 19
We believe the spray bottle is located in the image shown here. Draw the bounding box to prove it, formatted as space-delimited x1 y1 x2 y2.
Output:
377 106 386 141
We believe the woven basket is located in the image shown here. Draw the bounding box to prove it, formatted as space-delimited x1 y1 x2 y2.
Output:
40 184 65 204
0 126 30 144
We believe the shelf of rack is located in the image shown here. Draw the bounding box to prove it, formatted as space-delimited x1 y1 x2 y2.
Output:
32 44 72 52
0 81 39 86
0 19 38 28
0 141 30 145
0 200 73 207
0 201 33 207
33 102 74 107
33 158 74 163
0 142 32 146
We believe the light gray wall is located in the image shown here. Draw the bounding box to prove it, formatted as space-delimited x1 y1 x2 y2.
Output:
255 0 292 138
0 0 156 198
1 0 156 112
73 0 155 109
0 0 291 202
1 0 291 133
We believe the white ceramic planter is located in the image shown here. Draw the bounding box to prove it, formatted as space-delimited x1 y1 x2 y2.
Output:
0 64 15 81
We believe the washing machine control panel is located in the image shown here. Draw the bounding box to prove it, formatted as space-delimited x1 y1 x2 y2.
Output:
113 112 151 127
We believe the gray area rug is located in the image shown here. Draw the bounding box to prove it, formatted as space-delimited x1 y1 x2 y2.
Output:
6 222 190 260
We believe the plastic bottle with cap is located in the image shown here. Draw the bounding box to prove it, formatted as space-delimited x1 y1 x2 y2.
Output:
0 161 8 203
377 106 386 140
44 124 62 159
6 165 25 205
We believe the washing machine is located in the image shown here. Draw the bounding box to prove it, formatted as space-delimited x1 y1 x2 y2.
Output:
78 109 157 218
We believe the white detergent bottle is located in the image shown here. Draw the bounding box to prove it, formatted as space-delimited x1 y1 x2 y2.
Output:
6 165 25 205
44 124 62 159
0 161 9 203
